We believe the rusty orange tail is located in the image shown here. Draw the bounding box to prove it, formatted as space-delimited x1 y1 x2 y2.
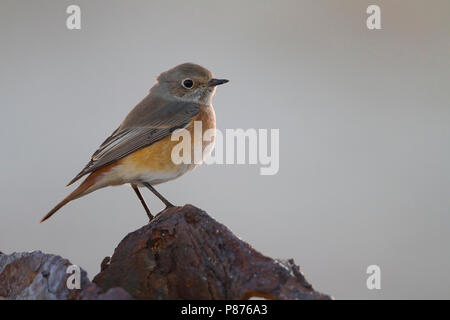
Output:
41 173 97 223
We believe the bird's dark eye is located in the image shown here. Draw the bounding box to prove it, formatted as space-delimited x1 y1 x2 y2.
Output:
182 79 194 89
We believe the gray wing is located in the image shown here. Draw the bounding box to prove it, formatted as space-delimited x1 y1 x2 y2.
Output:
67 101 199 185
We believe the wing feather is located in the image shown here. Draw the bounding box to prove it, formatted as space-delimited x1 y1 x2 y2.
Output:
67 101 199 186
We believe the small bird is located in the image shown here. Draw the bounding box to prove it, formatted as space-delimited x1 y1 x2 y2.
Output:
41 63 228 222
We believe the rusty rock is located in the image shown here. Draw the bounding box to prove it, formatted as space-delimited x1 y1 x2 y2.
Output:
0 251 131 300
93 205 331 300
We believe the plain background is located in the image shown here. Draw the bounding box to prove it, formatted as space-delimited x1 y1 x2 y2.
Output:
1 0 449 299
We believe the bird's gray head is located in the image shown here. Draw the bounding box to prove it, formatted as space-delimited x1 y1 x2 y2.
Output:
151 63 228 105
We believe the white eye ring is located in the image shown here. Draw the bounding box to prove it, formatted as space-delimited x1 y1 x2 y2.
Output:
181 78 194 89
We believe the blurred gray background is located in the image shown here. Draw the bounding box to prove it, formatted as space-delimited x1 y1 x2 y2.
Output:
1 0 449 299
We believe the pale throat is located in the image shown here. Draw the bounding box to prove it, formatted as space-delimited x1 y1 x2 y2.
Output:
177 87 215 105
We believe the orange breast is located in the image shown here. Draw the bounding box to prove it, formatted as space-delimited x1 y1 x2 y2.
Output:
117 104 216 173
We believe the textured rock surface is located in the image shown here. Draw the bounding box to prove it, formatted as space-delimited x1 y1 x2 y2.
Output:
93 205 331 300
0 251 131 300
1 205 330 300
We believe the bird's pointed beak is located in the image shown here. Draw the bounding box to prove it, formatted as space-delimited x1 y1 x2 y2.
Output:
208 78 229 87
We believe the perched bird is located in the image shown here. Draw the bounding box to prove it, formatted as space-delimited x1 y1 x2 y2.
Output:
41 63 228 222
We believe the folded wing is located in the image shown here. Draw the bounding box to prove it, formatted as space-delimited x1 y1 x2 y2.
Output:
67 101 199 186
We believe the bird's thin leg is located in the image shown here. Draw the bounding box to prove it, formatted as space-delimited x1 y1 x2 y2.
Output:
131 184 154 220
143 182 174 208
